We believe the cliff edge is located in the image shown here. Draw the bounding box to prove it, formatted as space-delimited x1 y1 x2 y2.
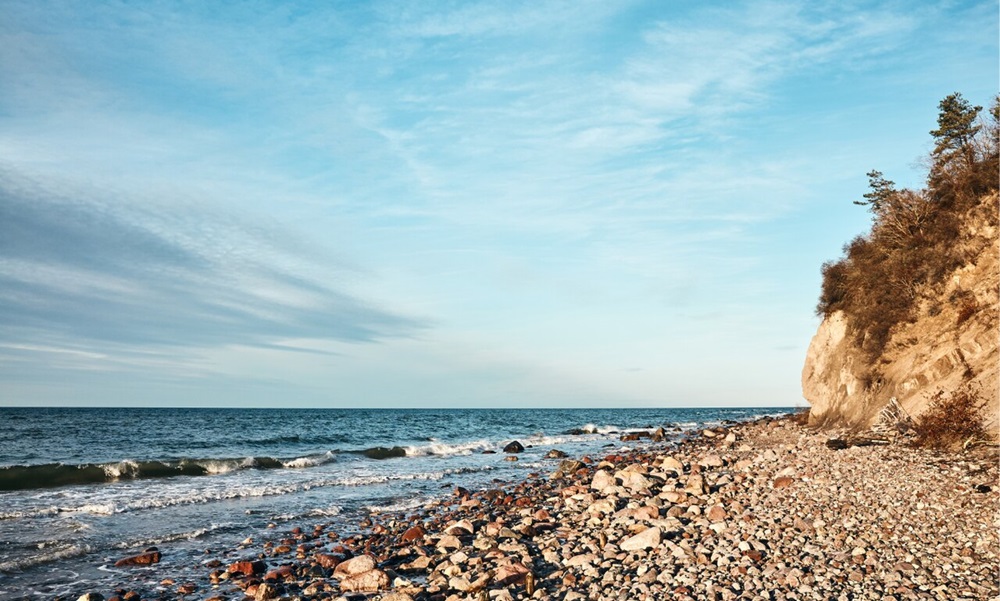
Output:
802 199 998 434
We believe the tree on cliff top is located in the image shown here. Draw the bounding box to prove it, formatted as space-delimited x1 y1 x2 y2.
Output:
816 93 999 368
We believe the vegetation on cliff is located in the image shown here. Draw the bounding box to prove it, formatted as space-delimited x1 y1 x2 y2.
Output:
816 93 999 366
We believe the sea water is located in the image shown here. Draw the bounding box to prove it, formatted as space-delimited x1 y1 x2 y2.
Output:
0 407 790 599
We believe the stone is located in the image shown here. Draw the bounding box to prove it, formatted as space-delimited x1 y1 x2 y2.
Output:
660 456 684 473
620 526 661 551
315 553 341 569
400 555 432 571
228 560 267 577
114 551 161 567
254 583 279 601
587 499 616 514
494 562 531 586
707 504 727 522
556 459 585 476
445 519 475 536
546 449 568 458
618 470 651 491
503 441 525 453
684 474 706 495
340 568 390 592
590 469 616 491
436 535 462 549
177 583 196 595
77 595 104 601
448 576 472 592
381 594 416 601
333 554 376 579
564 553 598 567
700 454 724 468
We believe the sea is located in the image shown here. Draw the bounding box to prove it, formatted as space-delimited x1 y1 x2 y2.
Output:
0 406 791 600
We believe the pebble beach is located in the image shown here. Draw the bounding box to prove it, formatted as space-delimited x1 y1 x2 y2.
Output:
79 415 999 601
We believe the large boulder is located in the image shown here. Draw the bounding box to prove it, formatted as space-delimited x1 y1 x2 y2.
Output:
590 469 615 492
228 560 267 577
340 568 390 592
333 554 376 579
503 441 525 453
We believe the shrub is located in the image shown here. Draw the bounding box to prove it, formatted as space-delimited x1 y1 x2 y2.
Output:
912 387 987 450
956 299 978 325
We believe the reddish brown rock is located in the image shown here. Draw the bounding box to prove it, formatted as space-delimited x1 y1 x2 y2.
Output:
314 553 341 570
744 549 764 563
398 525 424 544
228 560 267 577
114 551 161 567
263 565 294 582
177 583 197 595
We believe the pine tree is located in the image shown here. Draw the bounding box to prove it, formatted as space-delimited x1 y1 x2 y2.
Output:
929 93 981 175
854 170 896 213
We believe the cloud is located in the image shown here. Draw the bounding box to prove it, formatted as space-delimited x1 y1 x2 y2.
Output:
0 168 423 359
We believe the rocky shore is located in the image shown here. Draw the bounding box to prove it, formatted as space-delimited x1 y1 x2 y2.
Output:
88 415 999 601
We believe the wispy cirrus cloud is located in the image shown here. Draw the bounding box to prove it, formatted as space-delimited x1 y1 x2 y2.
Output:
0 168 423 359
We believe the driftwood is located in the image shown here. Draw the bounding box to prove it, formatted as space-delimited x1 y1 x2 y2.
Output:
871 397 913 435
826 436 890 450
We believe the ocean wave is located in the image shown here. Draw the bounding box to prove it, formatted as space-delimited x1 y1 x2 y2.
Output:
113 522 238 550
565 424 621 435
363 496 430 514
344 440 491 459
0 453 338 493
0 543 92 573
404 439 492 457
281 451 336 469
1 466 495 519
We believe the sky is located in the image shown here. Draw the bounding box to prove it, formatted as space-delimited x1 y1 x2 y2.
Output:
0 1 997 408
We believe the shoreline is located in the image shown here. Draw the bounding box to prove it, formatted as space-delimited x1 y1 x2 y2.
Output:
82 415 999 601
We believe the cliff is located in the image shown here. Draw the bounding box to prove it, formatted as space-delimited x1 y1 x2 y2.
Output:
802 192 999 437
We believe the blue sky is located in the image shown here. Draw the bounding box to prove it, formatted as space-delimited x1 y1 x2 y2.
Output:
1 1 997 408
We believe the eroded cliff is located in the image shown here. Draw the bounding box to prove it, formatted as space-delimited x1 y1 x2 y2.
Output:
802 193 999 436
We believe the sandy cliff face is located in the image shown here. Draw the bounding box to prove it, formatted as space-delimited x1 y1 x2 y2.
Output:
802 196 999 436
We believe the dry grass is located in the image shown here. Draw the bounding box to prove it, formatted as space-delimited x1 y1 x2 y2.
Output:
912 387 988 451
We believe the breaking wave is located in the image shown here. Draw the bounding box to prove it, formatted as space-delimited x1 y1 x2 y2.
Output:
0 452 337 492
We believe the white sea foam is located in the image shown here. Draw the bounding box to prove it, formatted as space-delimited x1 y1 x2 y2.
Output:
306 505 343 517
114 524 231 549
577 424 621 435
0 506 61 520
404 439 491 457
363 496 430 514
198 459 242 474
101 460 140 479
67 503 118 516
0 543 92 572
282 452 335 469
